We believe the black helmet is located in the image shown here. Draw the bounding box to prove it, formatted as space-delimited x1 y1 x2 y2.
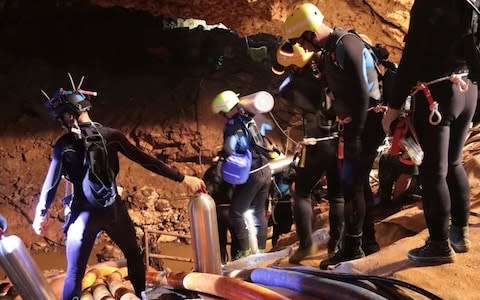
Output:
42 73 96 119
43 88 91 119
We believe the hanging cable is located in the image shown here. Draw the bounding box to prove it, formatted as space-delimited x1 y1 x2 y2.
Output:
268 111 299 146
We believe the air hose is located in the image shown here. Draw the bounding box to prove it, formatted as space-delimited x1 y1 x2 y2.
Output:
272 266 441 300
250 268 387 300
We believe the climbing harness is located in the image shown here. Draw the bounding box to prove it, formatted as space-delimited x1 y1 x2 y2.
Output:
268 111 338 168
301 134 339 145
336 116 352 161
390 117 423 166
292 134 339 168
409 72 469 125
367 104 388 113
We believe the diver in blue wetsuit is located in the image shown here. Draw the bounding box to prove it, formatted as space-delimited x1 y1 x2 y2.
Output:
32 77 205 299
212 90 272 260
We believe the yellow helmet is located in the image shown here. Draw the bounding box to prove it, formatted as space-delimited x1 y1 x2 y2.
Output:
211 90 240 113
283 3 324 40
276 41 315 68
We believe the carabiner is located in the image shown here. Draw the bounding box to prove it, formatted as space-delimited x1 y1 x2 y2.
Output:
428 102 442 125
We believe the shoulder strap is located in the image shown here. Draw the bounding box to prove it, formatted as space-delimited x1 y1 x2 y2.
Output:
242 117 278 158
334 29 380 73
330 27 352 69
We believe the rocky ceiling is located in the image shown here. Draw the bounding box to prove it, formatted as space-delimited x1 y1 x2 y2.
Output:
92 0 414 60
2 0 413 61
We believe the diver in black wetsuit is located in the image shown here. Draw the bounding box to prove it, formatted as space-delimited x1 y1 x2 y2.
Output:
273 42 344 262
32 77 205 299
383 0 477 264
283 3 385 269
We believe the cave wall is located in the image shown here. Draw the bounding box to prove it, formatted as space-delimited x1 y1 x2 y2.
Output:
0 0 414 249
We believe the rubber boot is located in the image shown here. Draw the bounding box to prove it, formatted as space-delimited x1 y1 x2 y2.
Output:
407 239 455 264
320 234 365 270
288 245 316 264
362 216 380 255
449 225 471 253
233 249 251 260
377 154 394 205
233 237 251 261
328 195 344 258
327 238 342 258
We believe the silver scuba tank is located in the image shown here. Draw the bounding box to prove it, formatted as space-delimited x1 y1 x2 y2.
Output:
188 192 222 274
269 155 294 175
0 217 58 300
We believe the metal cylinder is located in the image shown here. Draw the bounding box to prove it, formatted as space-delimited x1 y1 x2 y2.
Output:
269 155 294 175
188 192 221 274
0 235 58 299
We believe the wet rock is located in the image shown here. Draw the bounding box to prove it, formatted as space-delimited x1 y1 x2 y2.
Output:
154 199 171 212
170 199 188 210
157 234 178 243
96 244 124 262
31 241 48 252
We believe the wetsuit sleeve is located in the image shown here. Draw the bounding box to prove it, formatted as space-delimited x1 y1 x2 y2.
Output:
342 35 371 135
109 128 185 182
390 0 431 109
35 144 63 217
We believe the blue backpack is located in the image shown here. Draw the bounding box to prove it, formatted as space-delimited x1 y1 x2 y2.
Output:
221 149 252 185
221 117 253 185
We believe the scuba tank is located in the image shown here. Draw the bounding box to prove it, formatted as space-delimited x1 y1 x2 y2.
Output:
269 155 294 175
0 215 58 300
188 192 222 274
239 91 274 115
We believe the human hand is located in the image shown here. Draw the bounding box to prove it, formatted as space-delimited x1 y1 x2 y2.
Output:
382 107 401 135
182 175 207 193
32 215 48 236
